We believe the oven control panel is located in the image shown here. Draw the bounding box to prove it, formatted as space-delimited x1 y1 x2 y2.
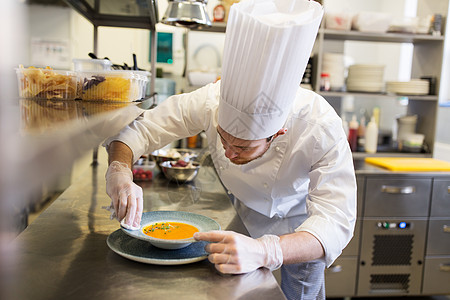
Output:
377 221 411 229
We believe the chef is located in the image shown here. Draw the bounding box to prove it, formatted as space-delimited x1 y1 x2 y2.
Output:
104 0 356 299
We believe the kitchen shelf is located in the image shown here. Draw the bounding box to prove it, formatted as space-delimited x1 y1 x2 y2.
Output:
322 28 444 43
63 0 159 96
314 0 449 156
319 91 439 101
190 23 445 41
64 0 158 30
191 22 227 33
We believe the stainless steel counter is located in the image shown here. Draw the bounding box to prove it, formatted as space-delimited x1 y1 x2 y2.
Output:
6 163 286 300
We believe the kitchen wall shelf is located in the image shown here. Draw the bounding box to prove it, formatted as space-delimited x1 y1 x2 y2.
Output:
192 22 227 33
64 0 158 30
63 0 159 96
322 28 445 43
319 91 439 101
314 0 449 156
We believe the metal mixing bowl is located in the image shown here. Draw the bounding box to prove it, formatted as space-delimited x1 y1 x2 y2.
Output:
160 161 200 183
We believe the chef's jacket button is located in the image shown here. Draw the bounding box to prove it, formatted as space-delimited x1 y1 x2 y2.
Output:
219 166 224 170
263 183 269 188
227 190 232 195
275 146 280 152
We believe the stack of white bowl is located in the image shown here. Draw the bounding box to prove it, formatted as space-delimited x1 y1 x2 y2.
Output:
347 64 385 93
386 79 429 95
322 53 346 91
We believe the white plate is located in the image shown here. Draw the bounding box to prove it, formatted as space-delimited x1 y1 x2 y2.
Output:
348 64 385 69
107 229 210 265
347 80 384 86
347 85 384 92
121 211 220 250
386 80 429 95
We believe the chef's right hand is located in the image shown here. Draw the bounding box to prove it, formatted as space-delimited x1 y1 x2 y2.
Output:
194 231 283 274
105 161 143 229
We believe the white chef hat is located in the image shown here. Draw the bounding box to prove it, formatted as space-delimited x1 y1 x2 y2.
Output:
218 0 323 140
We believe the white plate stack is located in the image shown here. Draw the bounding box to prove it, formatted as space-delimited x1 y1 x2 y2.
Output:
386 80 429 95
322 53 346 91
347 64 385 93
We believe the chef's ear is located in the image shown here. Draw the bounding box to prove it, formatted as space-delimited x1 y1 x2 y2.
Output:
273 128 288 139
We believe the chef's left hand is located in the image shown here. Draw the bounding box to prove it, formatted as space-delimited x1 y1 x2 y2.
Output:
194 230 283 274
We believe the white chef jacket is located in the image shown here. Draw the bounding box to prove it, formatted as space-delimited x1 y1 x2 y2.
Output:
105 81 356 267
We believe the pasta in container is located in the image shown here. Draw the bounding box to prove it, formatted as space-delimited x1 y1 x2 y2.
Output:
16 66 78 100
79 70 143 102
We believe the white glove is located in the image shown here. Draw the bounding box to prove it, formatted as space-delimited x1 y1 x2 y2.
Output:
194 230 283 274
105 161 143 230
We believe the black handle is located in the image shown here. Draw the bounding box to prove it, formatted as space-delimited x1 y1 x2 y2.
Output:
133 53 138 70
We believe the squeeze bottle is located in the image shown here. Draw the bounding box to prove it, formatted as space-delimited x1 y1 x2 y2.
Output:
348 115 358 152
357 116 366 147
365 116 378 153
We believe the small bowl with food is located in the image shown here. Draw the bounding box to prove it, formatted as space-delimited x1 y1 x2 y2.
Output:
121 211 220 250
160 160 200 183
150 148 197 171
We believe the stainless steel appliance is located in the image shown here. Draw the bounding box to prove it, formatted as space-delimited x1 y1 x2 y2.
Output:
357 177 431 296
326 172 450 297
358 218 427 295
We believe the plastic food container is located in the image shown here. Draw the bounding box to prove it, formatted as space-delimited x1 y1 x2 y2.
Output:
398 133 425 152
72 59 113 72
79 70 142 102
133 71 150 99
133 160 156 181
325 13 352 31
16 67 78 100
352 12 392 33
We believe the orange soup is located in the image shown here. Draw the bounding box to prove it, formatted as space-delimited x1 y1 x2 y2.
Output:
142 222 199 240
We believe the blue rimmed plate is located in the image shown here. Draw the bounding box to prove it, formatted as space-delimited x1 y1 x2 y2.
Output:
121 211 220 249
107 229 210 265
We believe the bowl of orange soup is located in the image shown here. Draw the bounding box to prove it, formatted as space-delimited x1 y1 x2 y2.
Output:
121 211 220 250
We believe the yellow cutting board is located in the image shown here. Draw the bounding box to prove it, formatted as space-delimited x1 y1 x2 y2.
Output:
365 157 450 171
